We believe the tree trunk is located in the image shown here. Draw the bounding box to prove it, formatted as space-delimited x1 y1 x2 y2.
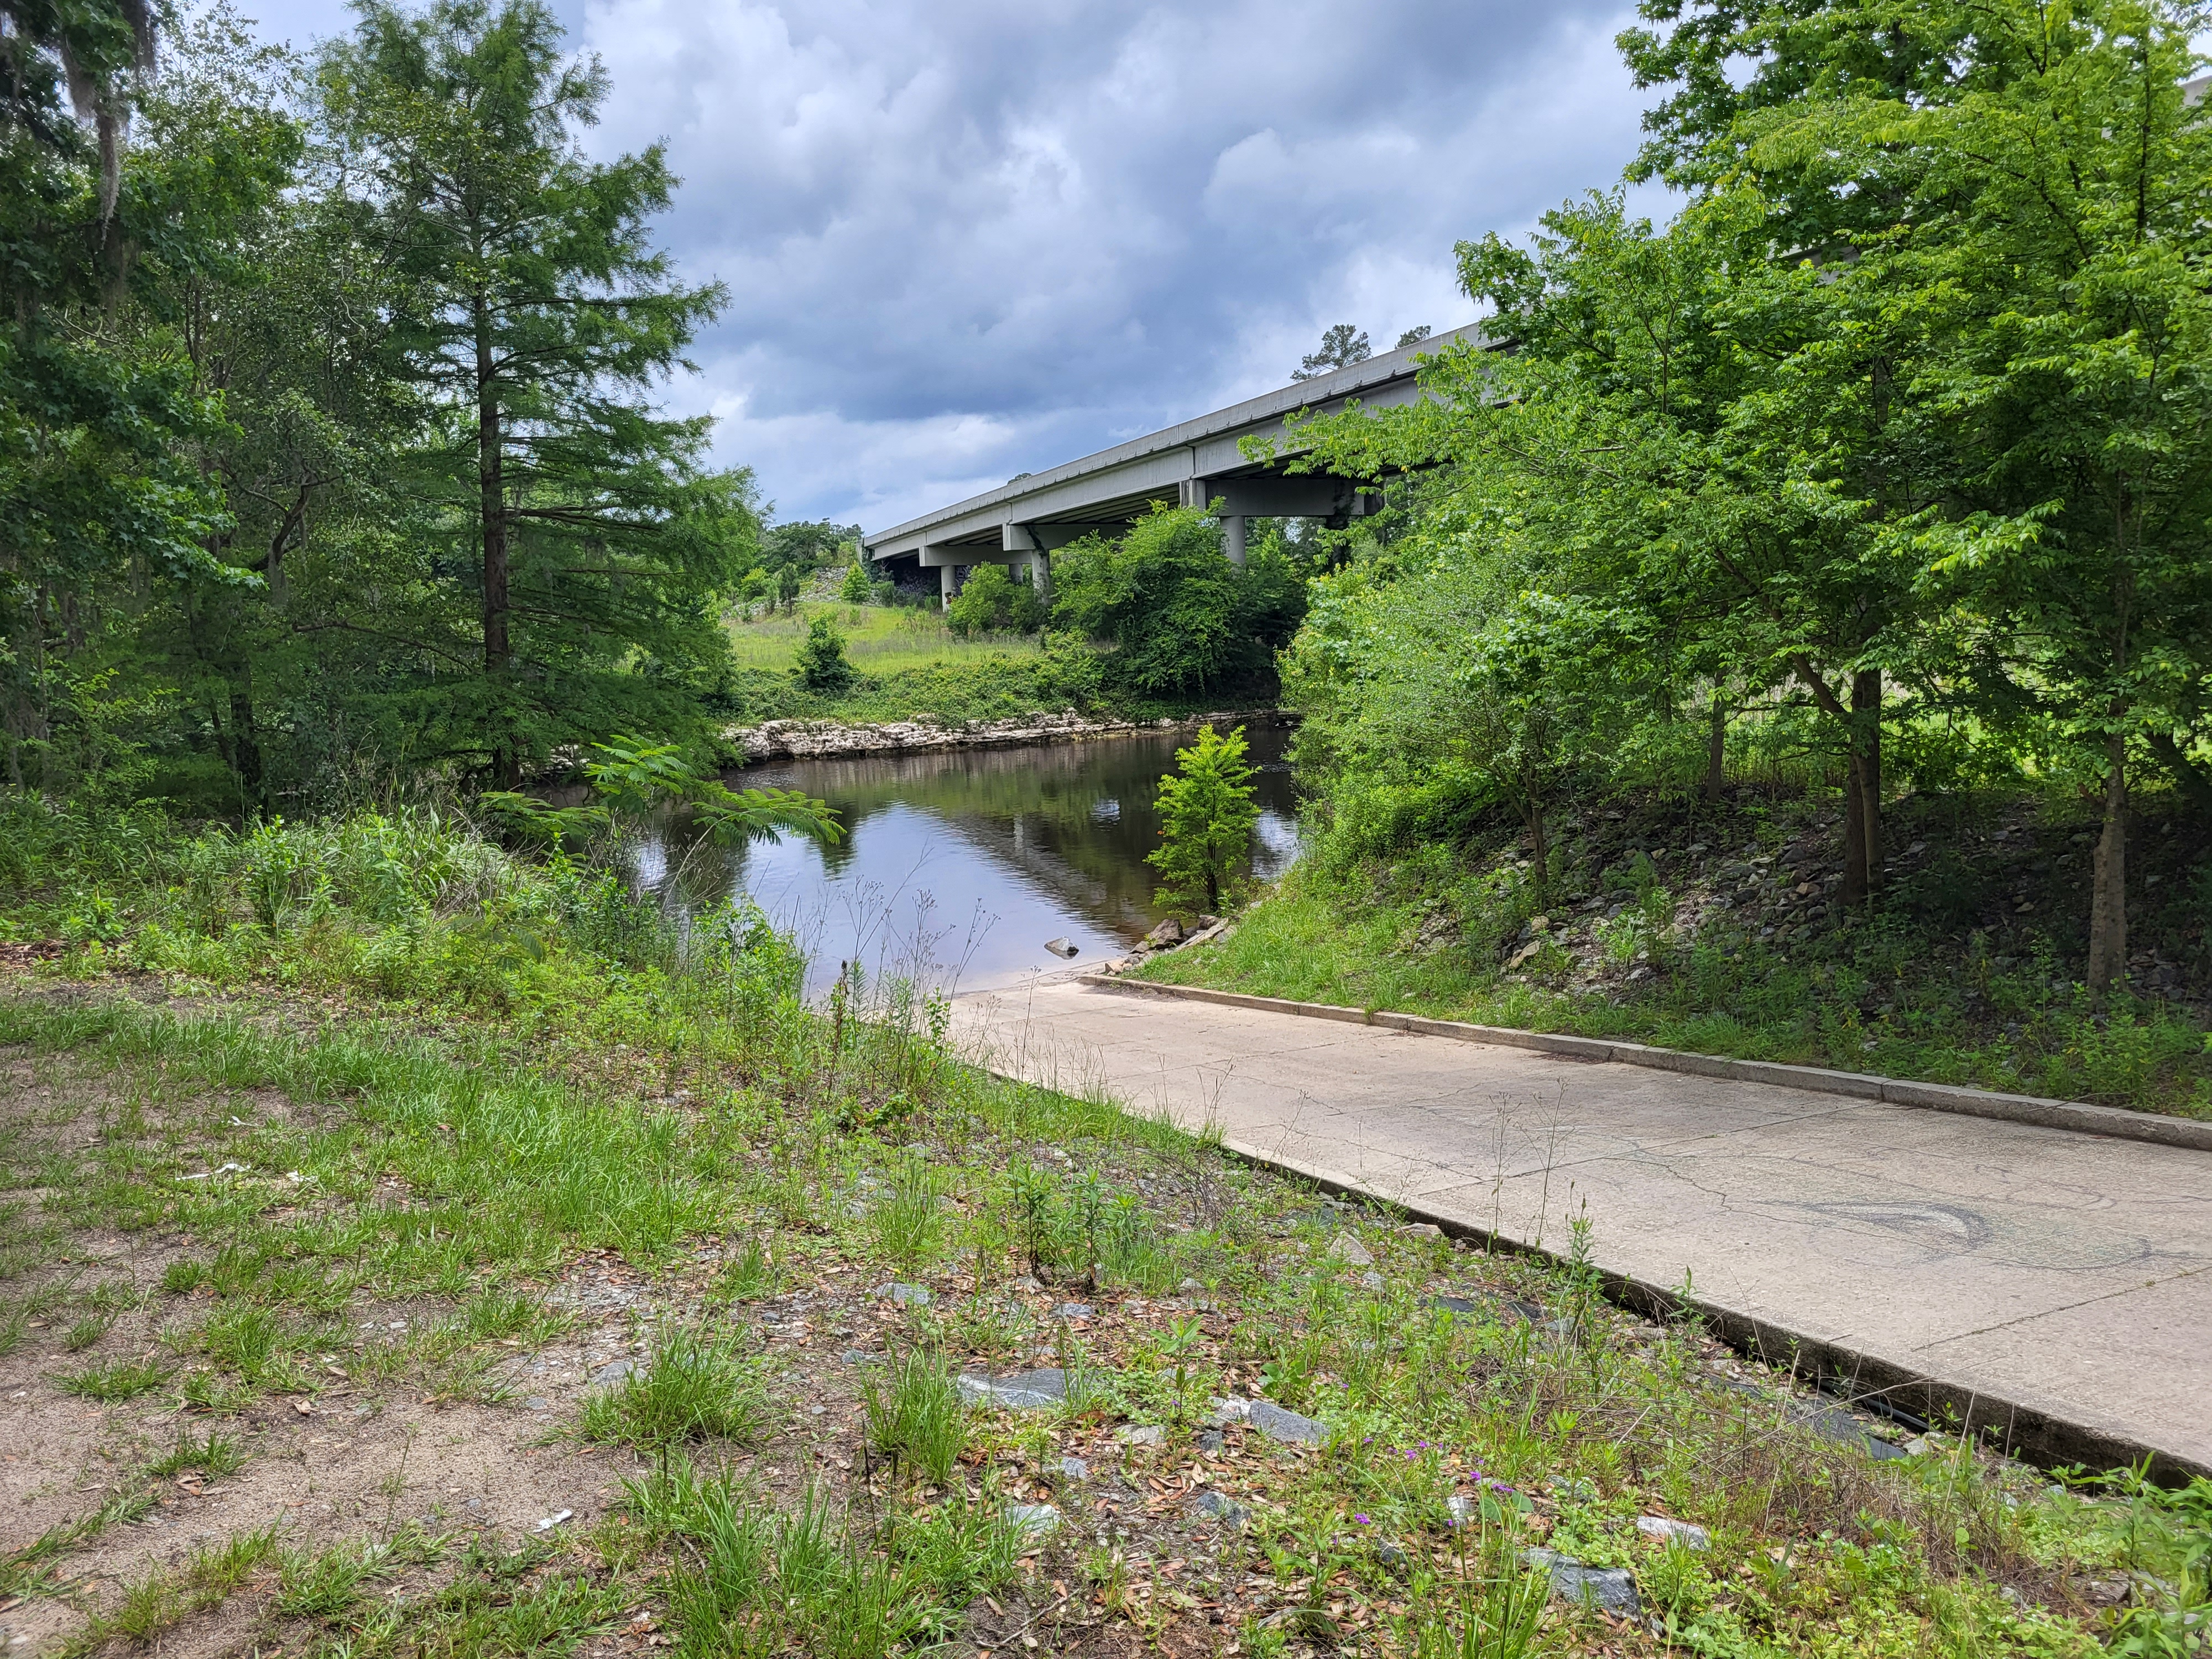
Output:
1853 667 1881 891
229 687 263 818
1704 698 1727 802
2085 734 2128 995
476 303 508 674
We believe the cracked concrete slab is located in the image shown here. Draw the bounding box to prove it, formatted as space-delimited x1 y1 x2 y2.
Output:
953 973 2212 1477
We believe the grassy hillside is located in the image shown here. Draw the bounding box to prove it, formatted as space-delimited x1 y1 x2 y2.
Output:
1139 786 2212 1119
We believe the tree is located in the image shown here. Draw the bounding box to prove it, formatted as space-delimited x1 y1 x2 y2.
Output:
839 559 872 603
1 0 276 793
319 0 740 779
1149 724 1259 918
1292 324 1371 381
945 562 1044 637
1051 506 1300 694
1394 325 1432 349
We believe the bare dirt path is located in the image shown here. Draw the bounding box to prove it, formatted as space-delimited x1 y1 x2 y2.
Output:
952 972 2212 1479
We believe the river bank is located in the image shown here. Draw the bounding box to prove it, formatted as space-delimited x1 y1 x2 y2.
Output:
722 706 1293 763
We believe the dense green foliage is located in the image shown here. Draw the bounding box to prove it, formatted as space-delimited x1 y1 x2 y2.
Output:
1270 0 2212 1001
1050 505 1306 696
0 0 817 811
943 562 1044 637
1149 723 1260 919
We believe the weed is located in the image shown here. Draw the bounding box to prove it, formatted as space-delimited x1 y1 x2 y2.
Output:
63 1311 114 1351
870 1158 946 1271
578 1324 776 1450
1 1489 157 1598
274 1540 390 1621
55 1355 171 1401
860 1347 966 1485
146 1426 247 1480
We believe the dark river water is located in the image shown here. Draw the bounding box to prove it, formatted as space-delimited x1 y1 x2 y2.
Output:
632 724 1299 998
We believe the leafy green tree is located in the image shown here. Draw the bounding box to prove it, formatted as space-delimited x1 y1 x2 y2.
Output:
1052 506 1299 695
945 562 1044 637
318 0 742 779
482 735 841 847
1149 723 1259 918
795 617 855 692
839 559 872 603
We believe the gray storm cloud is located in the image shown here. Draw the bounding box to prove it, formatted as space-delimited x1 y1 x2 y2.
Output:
237 0 1654 526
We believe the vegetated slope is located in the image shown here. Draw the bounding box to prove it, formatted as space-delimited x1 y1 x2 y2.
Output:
0 805 2199 1659
1138 788 2212 1119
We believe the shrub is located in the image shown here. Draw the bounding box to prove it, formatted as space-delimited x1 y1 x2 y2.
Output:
841 560 873 603
1051 505 1303 692
1150 724 1260 917
578 1324 776 1450
794 618 857 691
945 562 1046 637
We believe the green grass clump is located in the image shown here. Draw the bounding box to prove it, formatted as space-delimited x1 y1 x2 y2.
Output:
578 1324 776 1451
56 1355 171 1401
860 1347 967 1486
147 1426 248 1480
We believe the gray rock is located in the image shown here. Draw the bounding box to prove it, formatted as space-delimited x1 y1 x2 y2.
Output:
1116 1423 1166 1447
1054 1456 1089 1482
1635 1516 1710 1551
1206 1397 1251 1427
1328 1233 1376 1268
1005 1503 1061 1536
1400 1223 1446 1240
1446 1493 1480 1528
873 1281 931 1307
589 1359 637 1386
1376 1540 1408 1568
1248 1400 1328 1447
1044 937 1081 959
1424 1293 1483 1317
1053 1302 1095 1321
524 1396 550 1411
956 1367 1066 1410
1194 1430 1225 1453
1524 1548 1640 1615
1360 1269 1386 1292
1187 1490 1248 1527
837 1349 872 1366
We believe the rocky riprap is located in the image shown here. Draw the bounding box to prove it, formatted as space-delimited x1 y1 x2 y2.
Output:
722 708 1289 762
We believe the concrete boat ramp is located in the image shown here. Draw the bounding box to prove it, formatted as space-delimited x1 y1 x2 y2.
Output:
951 973 2212 1480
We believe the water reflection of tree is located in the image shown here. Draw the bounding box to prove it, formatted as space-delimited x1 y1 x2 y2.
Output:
649 729 1298 931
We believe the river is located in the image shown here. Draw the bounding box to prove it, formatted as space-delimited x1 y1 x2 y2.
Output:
632 723 1299 998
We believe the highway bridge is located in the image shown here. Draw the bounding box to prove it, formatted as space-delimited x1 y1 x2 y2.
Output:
862 324 1482 603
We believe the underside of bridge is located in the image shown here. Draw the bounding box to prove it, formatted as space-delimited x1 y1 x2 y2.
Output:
862 326 1476 607
869 468 1385 604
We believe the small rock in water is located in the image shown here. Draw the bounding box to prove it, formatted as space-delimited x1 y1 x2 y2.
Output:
1636 1516 1710 1551
1005 1503 1061 1536
1524 1548 1640 1615
873 1282 931 1307
1328 1233 1376 1268
1044 937 1080 959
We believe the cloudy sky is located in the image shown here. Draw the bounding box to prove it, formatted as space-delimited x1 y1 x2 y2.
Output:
239 0 1660 529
